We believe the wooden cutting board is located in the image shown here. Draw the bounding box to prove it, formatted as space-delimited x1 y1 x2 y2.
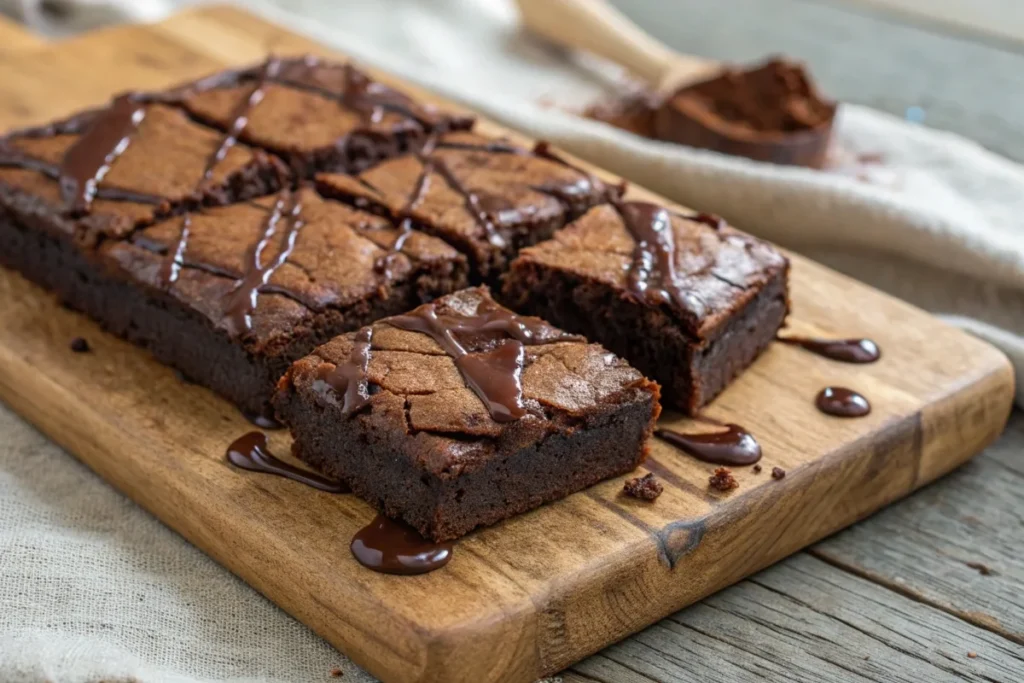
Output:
0 6 1013 683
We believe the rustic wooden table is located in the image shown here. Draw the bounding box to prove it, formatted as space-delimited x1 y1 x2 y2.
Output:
561 2 1024 681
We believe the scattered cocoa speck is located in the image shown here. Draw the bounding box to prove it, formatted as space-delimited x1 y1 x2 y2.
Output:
967 652 977 659
330 667 344 677
965 561 995 576
753 464 762 473
70 337 90 353
623 472 663 500
863 655 870 661
709 467 738 492
771 466 786 480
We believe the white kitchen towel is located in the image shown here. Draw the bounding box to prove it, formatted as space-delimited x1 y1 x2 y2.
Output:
1 1 1023 683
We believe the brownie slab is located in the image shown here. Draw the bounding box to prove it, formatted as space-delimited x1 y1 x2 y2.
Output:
317 132 615 283
273 287 661 541
178 56 475 177
503 202 789 413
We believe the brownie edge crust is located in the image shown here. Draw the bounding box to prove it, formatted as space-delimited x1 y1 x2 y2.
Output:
273 287 661 542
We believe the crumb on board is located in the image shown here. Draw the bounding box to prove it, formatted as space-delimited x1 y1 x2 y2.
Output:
968 652 978 659
70 337 90 353
709 467 739 492
623 473 663 500
753 464 762 473
771 466 786 480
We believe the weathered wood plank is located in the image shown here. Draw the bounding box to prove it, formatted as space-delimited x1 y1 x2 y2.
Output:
569 553 1024 682
812 411 1024 644
612 0 1024 162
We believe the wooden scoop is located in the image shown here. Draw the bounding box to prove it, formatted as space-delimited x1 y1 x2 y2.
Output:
515 0 836 168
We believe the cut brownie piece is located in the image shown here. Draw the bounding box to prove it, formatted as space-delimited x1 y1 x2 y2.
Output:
273 287 661 541
0 97 289 245
177 56 475 177
316 132 615 283
503 202 789 413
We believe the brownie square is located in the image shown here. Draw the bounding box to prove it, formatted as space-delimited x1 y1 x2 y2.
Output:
273 287 661 541
316 132 615 283
177 56 475 177
503 203 789 413
0 98 289 245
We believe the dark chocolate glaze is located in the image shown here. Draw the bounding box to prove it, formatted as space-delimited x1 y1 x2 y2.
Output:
387 302 581 423
815 387 871 417
59 94 146 213
161 58 283 286
242 410 283 430
350 514 453 575
226 431 349 492
221 191 305 337
655 424 763 466
315 326 375 415
778 336 881 363
0 94 149 213
614 201 704 314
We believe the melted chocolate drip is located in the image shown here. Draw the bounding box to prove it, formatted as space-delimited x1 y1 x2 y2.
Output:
350 514 453 575
387 302 580 423
58 94 146 213
242 410 283 430
815 387 871 417
161 58 283 287
226 431 349 492
615 201 704 314
0 94 149 213
222 191 305 336
315 326 375 415
430 156 506 248
655 424 763 466
778 336 880 363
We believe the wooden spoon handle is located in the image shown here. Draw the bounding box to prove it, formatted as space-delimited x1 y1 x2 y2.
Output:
515 0 676 85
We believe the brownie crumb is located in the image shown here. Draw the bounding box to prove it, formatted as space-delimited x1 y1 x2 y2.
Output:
623 473 663 500
966 562 994 576
330 668 344 678
709 467 738 492
753 464 762 473
967 652 978 659
771 466 786 480
69 337 90 353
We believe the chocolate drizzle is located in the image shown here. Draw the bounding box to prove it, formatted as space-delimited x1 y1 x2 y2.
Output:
59 94 146 213
615 200 705 314
387 300 581 422
656 424 762 466
161 58 283 286
315 326 375 415
351 514 453 575
222 191 305 336
226 431 349 492
778 336 881 363
0 94 150 213
815 387 871 417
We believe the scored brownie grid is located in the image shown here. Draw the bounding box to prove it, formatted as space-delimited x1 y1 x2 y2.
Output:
0 56 477 337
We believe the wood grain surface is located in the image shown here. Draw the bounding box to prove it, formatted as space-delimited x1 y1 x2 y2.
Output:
0 6 1014 683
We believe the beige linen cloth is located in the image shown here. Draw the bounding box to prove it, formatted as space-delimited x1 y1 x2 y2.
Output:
2 1 1022 681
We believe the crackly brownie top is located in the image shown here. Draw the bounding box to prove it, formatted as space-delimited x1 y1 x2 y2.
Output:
316 132 612 273
280 287 658 476
512 202 788 339
0 99 286 242
178 56 474 158
102 187 463 350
